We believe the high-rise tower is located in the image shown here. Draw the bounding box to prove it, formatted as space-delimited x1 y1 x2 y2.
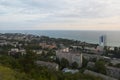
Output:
99 35 106 46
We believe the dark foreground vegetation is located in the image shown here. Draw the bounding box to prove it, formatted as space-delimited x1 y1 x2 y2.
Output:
0 50 102 80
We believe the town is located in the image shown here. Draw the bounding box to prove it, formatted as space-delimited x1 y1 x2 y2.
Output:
0 33 120 80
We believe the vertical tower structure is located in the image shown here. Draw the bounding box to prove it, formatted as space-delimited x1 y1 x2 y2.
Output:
99 35 106 47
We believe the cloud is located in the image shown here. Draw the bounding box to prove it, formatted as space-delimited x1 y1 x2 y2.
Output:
0 0 120 30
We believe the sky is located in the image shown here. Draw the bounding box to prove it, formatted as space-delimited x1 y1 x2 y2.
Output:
0 0 120 30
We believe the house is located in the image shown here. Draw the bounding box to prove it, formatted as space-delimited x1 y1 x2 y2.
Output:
106 66 120 79
84 46 104 54
39 42 57 49
0 40 7 46
19 49 26 55
102 56 111 63
83 53 102 61
56 49 82 67
84 70 118 80
11 48 19 52
87 62 95 68
8 48 26 56
110 58 120 65
109 47 115 51
33 50 42 55
35 61 59 71
62 68 79 74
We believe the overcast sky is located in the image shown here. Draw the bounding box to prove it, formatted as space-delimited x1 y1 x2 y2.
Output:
0 0 120 30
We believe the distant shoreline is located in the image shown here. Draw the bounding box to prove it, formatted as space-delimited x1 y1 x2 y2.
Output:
0 30 120 47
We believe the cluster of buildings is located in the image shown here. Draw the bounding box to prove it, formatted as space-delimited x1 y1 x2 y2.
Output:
56 48 83 67
84 70 117 80
106 66 120 79
8 48 26 56
0 33 38 42
35 61 59 71
86 58 120 80
86 62 120 80
0 40 22 47
39 42 57 49
0 33 120 79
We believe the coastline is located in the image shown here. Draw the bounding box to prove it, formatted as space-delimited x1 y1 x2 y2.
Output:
0 30 120 47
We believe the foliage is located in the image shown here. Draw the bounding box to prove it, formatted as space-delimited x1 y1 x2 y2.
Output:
37 50 56 62
82 57 88 68
60 58 69 69
71 62 78 69
95 60 106 74
25 44 42 50
19 50 37 73
0 65 30 80
0 50 103 80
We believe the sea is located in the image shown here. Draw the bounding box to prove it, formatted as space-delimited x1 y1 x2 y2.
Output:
0 30 120 47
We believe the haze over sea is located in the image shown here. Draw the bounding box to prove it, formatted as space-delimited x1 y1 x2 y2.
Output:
0 30 120 47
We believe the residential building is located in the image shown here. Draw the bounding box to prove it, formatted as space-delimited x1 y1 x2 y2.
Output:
8 48 26 56
39 42 57 49
84 70 117 80
62 68 79 74
106 66 120 79
35 61 59 71
110 58 120 65
83 53 102 61
56 49 82 67
33 50 42 55
87 62 95 68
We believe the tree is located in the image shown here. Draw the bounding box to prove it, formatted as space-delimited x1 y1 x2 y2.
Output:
82 57 88 68
115 63 120 68
60 58 69 69
103 46 109 56
0 65 30 80
91 58 97 62
47 50 56 56
95 60 106 74
114 47 119 52
19 50 37 73
71 62 78 69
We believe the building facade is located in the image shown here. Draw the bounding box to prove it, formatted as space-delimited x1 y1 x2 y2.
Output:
99 35 106 47
56 49 82 67
106 66 120 79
